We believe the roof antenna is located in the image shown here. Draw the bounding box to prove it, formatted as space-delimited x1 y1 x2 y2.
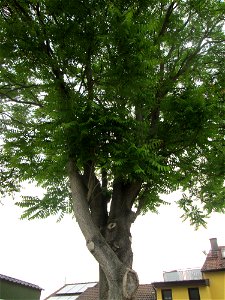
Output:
64 276 67 285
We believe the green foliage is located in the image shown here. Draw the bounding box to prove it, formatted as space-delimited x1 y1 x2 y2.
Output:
16 184 72 221
0 0 224 226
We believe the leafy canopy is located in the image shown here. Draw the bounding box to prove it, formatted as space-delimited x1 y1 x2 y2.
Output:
0 0 224 227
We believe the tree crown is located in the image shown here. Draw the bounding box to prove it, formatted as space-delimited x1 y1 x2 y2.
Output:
0 0 224 227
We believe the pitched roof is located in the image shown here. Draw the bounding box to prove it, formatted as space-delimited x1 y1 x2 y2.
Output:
77 283 156 300
76 284 98 300
0 273 42 290
135 284 156 300
201 246 225 272
44 282 97 300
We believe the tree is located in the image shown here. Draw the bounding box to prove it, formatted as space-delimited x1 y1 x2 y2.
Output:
0 0 224 299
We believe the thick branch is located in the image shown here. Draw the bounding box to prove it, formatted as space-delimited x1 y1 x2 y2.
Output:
11 0 31 19
158 2 176 38
83 162 108 229
68 159 122 276
85 51 94 102
109 180 141 220
123 181 142 211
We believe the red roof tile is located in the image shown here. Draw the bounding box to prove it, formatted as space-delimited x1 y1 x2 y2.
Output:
77 283 156 300
135 284 156 300
201 246 225 272
77 284 98 300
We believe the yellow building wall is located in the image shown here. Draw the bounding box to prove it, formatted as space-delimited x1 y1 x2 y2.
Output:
202 271 225 300
156 285 211 300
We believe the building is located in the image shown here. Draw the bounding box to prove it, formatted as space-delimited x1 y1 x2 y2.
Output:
201 238 225 300
44 282 156 300
44 282 97 300
153 238 225 300
44 238 225 300
0 273 42 300
153 272 210 300
76 283 156 300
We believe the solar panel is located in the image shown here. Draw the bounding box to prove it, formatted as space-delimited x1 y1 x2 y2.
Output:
57 283 96 295
77 282 96 292
68 283 85 293
57 284 75 294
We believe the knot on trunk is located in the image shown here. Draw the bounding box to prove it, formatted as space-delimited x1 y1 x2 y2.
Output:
87 240 95 252
107 222 117 230
123 268 139 299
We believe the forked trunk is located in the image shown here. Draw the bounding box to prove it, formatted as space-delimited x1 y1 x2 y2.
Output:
68 161 139 300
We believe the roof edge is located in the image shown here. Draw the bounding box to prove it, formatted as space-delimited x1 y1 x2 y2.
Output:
202 268 225 273
0 274 42 290
153 279 209 288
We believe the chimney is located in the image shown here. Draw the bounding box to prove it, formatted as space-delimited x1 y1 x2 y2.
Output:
210 238 219 251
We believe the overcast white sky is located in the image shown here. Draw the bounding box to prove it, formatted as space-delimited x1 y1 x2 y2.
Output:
0 188 225 300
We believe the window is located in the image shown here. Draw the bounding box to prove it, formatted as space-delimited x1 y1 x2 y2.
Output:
188 288 200 300
162 289 172 300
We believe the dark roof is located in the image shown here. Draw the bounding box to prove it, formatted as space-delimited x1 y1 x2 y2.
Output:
153 279 209 288
0 274 42 290
77 284 156 300
201 246 225 272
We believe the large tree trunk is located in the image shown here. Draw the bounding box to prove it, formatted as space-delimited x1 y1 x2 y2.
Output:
68 160 139 300
99 209 135 299
99 180 140 299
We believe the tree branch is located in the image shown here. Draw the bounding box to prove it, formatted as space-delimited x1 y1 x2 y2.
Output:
83 162 108 229
123 181 142 212
158 2 176 38
0 93 44 108
0 111 26 126
11 0 31 19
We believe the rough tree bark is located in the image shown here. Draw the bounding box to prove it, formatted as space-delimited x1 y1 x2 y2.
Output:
99 180 140 299
68 159 139 300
